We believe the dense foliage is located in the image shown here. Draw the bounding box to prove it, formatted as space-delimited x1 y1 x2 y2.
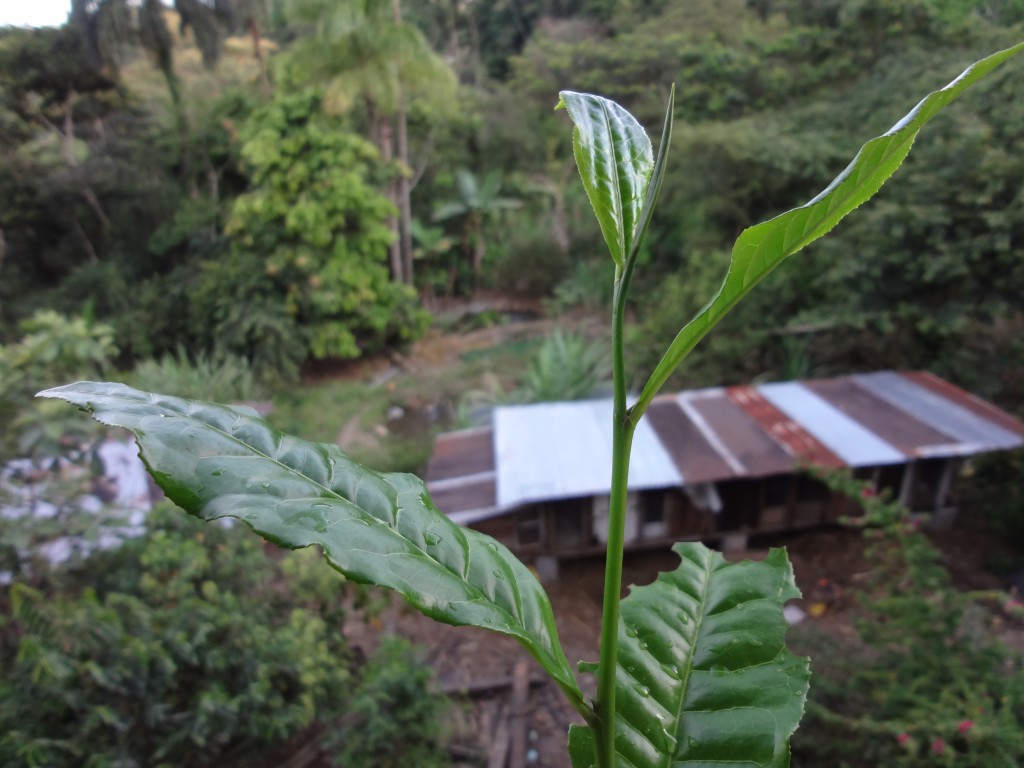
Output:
3 1 1023 401
0 504 449 768
795 471 1024 767
0 311 115 460
210 88 428 370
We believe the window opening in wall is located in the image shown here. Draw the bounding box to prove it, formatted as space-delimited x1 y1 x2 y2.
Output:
796 474 828 502
912 458 949 511
517 509 543 546
877 464 905 500
642 490 666 525
554 500 586 547
760 474 791 530
641 490 667 539
764 475 791 508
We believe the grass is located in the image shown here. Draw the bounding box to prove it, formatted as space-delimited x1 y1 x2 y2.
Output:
266 334 546 474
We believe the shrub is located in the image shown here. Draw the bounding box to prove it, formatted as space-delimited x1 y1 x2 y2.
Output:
518 329 611 402
792 470 1024 767
224 89 430 364
128 346 264 403
0 311 115 460
0 504 449 768
324 637 451 768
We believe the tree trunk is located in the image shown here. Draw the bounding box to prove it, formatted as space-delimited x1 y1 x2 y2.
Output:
396 103 414 286
471 216 485 291
247 18 272 98
378 116 404 284
57 91 111 230
391 0 415 287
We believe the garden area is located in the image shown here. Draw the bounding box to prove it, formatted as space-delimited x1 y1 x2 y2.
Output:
3 0 1024 766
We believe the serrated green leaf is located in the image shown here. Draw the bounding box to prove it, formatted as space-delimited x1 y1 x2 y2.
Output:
558 91 654 267
634 42 1024 413
573 543 810 768
38 382 586 715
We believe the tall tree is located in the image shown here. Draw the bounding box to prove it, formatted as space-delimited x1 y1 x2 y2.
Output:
282 0 457 285
70 0 255 194
433 168 522 289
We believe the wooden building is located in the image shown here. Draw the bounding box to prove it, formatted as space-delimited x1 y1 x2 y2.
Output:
425 371 1024 572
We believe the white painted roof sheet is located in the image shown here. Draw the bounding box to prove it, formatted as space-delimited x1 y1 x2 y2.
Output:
494 399 681 508
747 381 906 466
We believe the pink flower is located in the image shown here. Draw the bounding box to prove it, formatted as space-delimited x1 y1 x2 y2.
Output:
861 486 877 498
931 738 946 755
897 733 911 746
958 720 974 734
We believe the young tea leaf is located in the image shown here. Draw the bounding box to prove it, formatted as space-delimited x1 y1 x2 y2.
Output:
633 41 1024 416
623 84 674 284
558 91 654 267
570 543 810 768
38 382 587 716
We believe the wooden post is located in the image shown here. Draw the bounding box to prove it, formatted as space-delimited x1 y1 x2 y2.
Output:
487 704 510 768
898 461 916 508
509 661 530 768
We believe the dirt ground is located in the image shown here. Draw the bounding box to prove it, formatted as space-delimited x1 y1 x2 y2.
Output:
339 523 1022 768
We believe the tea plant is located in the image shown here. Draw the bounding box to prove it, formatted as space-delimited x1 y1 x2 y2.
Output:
40 43 1024 768
0 504 449 768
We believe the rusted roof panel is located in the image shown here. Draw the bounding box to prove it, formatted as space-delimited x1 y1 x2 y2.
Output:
646 396 735 483
691 389 795 477
805 377 953 457
758 381 905 466
727 386 844 469
425 370 1023 525
426 427 494 481
854 371 1022 453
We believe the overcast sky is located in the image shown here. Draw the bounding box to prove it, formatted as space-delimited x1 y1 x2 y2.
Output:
1 0 70 28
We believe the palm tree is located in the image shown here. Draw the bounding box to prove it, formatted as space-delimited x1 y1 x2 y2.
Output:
433 168 522 290
71 0 251 193
282 0 457 285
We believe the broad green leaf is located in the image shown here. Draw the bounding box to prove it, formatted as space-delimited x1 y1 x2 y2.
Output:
38 382 587 716
570 543 810 768
558 91 654 267
633 42 1024 415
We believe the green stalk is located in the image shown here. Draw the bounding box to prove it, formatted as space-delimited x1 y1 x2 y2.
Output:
595 267 638 767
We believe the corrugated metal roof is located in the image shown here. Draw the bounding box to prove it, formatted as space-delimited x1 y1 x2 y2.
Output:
727 386 844 468
758 381 906 466
425 371 1024 520
854 371 1022 452
493 399 680 508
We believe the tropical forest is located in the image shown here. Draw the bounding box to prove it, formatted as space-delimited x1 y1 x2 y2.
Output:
2 0 1024 766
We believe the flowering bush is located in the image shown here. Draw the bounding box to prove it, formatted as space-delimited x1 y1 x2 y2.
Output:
792 470 1024 767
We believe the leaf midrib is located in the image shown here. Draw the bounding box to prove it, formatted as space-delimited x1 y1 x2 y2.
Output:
127 393 533 633
598 97 627 263
662 550 715 768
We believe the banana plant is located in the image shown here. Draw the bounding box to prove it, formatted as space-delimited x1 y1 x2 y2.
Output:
40 42 1023 768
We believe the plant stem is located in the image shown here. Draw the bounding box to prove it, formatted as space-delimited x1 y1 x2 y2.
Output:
595 269 637 767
